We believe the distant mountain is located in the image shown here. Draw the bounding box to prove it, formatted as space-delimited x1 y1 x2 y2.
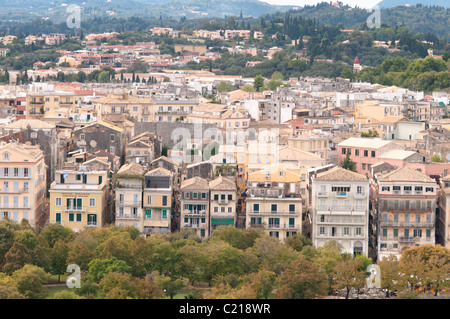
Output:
378 0 450 8
0 0 293 23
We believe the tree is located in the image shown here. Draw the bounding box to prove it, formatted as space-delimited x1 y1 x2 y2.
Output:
2 242 33 275
285 233 312 252
240 84 256 92
12 264 49 299
50 240 69 283
250 237 298 275
157 275 188 299
217 81 235 93
378 254 401 297
431 154 443 163
39 224 74 248
340 151 357 172
276 257 328 299
244 270 277 299
253 74 264 92
0 225 15 267
333 257 366 299
88 257 132 281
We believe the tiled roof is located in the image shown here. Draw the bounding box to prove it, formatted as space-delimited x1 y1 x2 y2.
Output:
379 166 435 183
181 176 209 190
117 163 143 176
145 167 172 177
209 175 236 191
314 166 367 182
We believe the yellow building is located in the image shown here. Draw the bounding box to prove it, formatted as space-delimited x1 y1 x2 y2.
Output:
209 176 237 232
92 93 153 123
0 142 46 227
180 177 210 238
245 163 302 241
49 159 110 232
26 91 76 120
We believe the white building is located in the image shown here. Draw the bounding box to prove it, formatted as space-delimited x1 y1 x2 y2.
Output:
312 166 370 256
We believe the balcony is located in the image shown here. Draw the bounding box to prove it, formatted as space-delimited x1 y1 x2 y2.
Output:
218 199 228 205
0 188 29 194
399 236 416 243
64 206 87 213
318 191 328 197
355 192 366 199
86 222 98 228
380 221 434 228
116 214 140 220
335 192 347 198
183 210 206 216
248 211 300 217
117 201 142 206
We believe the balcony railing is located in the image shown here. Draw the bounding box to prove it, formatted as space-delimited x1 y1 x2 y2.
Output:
117 201 142 206
248 211 299 216
0 188 29 193
380 221 434 228
64 206 86 212
218 199 228 205
183 210 206 216
318 191 328 197
116 214 140 220
86 222 98 228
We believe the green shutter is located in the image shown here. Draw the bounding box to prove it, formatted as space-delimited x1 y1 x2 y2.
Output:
162 210 167 219
56 213 61 223
289 218 295 226
76 213 82 222
146 209 152 219
67 198 71 208
99 176 103 185
76 198 82 209
69 213 74 222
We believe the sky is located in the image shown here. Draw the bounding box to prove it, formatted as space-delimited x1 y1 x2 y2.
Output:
260 0 382 9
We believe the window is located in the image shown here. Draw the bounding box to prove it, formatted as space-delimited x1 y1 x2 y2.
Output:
342 148 346 155
393 229 398 237
56 213 62 223
253 204 259 212
193 193 198 199
3 153 9 161
364 150 368 157
344 227 349 236
356 186 364 194
382 229 387 237
271 204 277 213
426 229 431 238
80 134 85 140
425 187 434 192
185 192 190 199
110 147 115 154
228 194 232 200
110 134 115 142
162 196 168 206
214 194 219 201
162 210 167 219
228 207 232 213
201 192 207 199
214 207 218 213
146 210 152 219
382 186 390 191
89 198 95 207
355 228 362 236
355 149 359 156
56 198 62 206
319 227 325 235
371 151 376 157
76 213 82 222
289 204 295 213
76 174 81 181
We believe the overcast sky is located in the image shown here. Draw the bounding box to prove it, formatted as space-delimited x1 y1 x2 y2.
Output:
260 0 382 9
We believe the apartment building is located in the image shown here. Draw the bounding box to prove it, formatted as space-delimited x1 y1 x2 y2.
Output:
26 91 76 120
152 99 198 123
92 93 153 122
311 166 370 256
180 177 210 238
143 167 173 236
114 163 143 230
337 137 404 177
0 142 46 227
49 160 110 231
245 163 302 241
209 175 237 233
373 166 438 261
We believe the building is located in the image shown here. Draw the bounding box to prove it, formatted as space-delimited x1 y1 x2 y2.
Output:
337 137 404 177
0 142 46 227
209 175 237 233
143 167 173 236
311 166 370 256
180 177 210 238
114 163 144 231
72 121 127 162
152 98 199 123
373 166 437 261
26 91 76 120
92 93 153 123
438 174 450 249
245 163 302 241
49 160 110 231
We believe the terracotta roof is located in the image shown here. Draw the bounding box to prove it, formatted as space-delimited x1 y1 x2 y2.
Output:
145 167 172 177
181 176 209 190
117 163 143 175
379 166 435 183
209 175 236 191
314 166 367 182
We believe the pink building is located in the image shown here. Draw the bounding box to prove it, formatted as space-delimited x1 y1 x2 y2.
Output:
337 138 404 176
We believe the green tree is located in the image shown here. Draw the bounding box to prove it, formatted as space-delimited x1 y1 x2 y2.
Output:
340 151 357 172
50 240 69 283
285 233 312 252
39 224 74 249
88 257 132 281
378 254 401 297
276 257 328 299
333 257 366 299
253 74 264 92
157 275 188 299
12 264 49 299
217 81 235 93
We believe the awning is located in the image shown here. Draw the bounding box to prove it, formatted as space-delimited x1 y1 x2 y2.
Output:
211 218 235 225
